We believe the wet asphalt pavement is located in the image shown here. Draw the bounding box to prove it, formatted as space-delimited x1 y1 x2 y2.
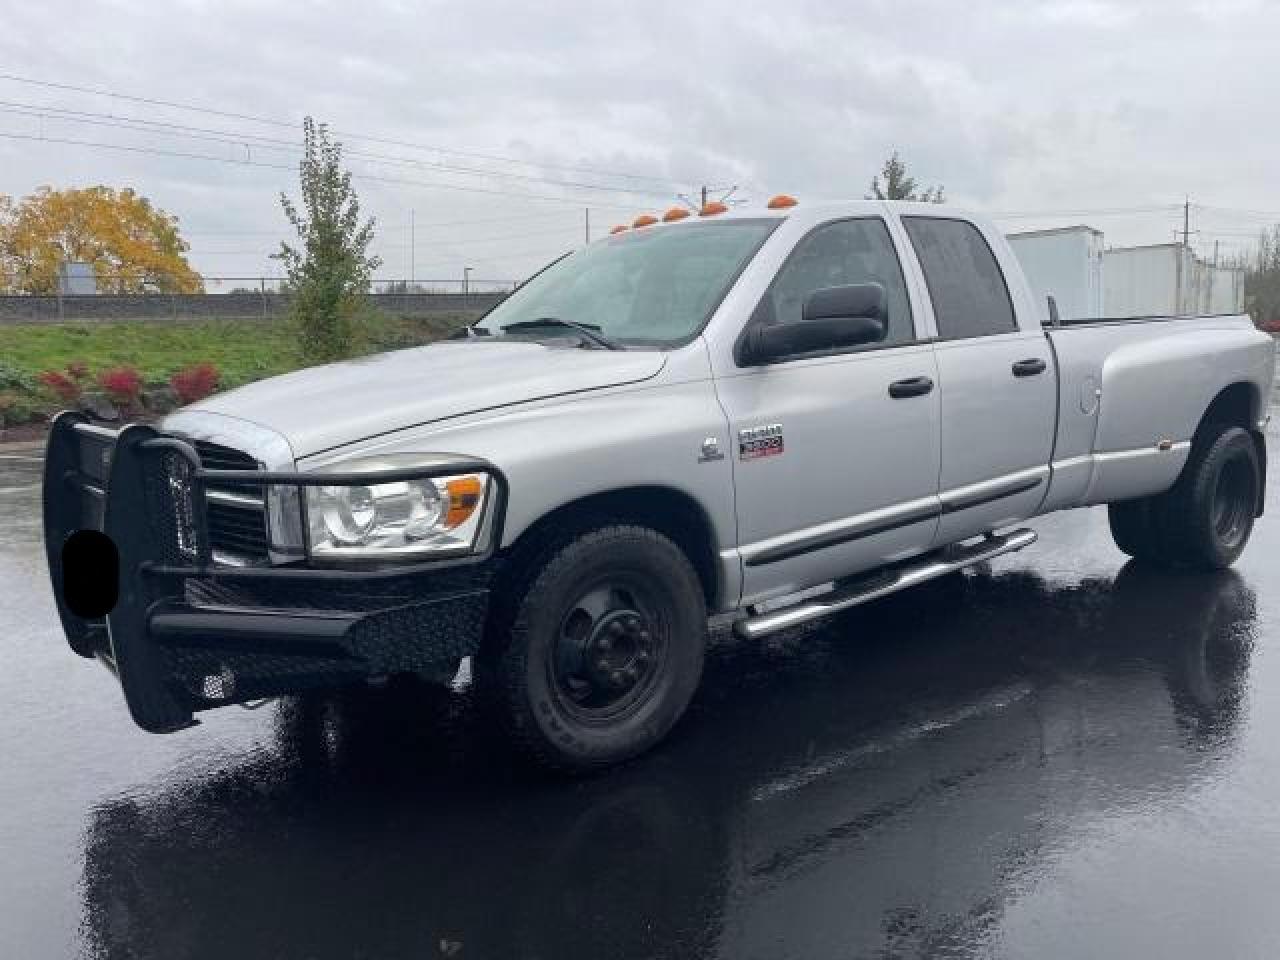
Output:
3 421 1280 960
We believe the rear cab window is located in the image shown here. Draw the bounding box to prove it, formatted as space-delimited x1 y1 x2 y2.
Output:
902 217 1016 339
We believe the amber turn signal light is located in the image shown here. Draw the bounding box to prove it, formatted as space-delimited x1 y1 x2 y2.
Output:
444 476 484 529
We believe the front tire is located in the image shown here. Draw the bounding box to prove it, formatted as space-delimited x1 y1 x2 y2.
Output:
478 524 707 772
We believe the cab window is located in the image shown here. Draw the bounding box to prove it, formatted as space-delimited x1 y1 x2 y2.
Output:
762 217 915 349
902 216 1016 339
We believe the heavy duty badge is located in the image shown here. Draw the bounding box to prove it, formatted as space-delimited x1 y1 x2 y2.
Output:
738 423 784 460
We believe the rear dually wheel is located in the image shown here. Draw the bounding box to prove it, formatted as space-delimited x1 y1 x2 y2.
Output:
1108 424 1260 570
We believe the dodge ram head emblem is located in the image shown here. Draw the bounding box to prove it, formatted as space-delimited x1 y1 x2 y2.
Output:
738 423 784 460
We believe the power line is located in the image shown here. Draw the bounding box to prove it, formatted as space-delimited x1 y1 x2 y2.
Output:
0 72 692 188
1193 229 1272 238
388 224 581 249
0 130 647 210
185 210 581 236
0 100 677 201
190 224 580 255
1196 203 1280 220
991 204 1181 218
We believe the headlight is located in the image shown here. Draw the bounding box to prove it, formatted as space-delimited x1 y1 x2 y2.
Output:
303 463 493 561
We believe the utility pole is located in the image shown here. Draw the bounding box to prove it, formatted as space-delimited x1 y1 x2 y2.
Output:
678 185 741 213
1174 196 1191 315
584 208 590 245
410 209 415 287
1210 239 1220 314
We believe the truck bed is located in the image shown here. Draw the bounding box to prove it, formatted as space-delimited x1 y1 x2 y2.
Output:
1040 312 1272 512
1053 311 1251 328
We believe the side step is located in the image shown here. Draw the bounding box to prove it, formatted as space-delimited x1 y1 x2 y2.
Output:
734 527 1038 640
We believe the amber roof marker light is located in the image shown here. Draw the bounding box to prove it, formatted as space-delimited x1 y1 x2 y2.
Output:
699 201 729 216
632 214 658 228
767 194 798 210
609 225 628 235
662 207 691 222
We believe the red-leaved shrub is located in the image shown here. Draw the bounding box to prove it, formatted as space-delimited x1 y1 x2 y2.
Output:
169 363 220 405
39 370 82 404
97 366 143 409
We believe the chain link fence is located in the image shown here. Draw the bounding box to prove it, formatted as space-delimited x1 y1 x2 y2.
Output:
0 276 511 324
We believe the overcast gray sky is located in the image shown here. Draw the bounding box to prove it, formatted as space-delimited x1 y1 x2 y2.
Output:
1 0 1277 287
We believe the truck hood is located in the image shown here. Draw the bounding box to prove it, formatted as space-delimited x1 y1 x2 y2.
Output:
173 340 666 457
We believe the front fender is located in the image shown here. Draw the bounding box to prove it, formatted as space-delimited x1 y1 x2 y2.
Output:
301 376 741 609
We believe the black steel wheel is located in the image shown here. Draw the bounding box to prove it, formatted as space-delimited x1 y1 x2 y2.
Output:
1210 453 1255 552
550 581 668 721
478 524 706 772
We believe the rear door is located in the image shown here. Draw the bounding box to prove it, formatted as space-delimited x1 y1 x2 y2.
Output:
899 216 1056 546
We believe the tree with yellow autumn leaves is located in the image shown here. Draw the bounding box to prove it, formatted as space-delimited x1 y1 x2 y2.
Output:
0 186 202 294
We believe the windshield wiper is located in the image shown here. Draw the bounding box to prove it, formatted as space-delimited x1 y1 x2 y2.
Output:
500 318 623 351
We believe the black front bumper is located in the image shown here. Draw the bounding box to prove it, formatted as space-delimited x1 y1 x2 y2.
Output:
42 413 500 733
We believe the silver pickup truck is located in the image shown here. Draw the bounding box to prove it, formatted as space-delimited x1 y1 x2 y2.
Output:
43 200 1275 770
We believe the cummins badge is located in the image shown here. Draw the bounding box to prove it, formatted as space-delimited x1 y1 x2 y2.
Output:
738 423 784 460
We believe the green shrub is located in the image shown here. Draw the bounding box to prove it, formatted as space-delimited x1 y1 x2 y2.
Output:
0 362 37 394
0 391 42 427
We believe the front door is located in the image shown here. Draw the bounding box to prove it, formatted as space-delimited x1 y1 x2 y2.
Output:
714 217 942 608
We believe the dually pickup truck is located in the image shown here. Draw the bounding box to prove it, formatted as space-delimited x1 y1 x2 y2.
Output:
44 200 1275 770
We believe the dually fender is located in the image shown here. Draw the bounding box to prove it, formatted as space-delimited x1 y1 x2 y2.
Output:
1082 328 1273 505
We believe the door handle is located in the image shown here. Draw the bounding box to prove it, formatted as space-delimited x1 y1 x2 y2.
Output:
1012 357 1047 377
888 376 935 399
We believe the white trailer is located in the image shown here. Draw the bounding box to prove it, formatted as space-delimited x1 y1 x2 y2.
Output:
1006 225 1104 323
1104 243 1245 317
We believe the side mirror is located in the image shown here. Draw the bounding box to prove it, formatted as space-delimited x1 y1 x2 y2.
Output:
1044 294 1061 327
743 282 888 364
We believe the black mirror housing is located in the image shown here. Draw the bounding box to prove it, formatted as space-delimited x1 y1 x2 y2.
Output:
802 282 887 326
743 282 888 364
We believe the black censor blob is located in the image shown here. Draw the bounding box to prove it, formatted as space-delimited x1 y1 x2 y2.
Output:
61 530 119 619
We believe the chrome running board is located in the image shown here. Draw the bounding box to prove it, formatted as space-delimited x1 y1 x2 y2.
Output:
734 527 1038 639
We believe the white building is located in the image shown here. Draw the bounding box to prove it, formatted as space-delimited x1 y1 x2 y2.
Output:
58 262 98 295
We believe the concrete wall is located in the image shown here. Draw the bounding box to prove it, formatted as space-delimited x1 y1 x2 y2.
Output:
0 291 506 325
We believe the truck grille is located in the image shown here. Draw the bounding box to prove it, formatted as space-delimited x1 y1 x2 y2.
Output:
192 440 270 564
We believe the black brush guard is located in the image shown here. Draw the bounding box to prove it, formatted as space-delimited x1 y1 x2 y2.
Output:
43 412 503 733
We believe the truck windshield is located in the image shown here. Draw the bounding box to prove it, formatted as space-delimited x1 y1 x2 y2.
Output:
475 218 779 346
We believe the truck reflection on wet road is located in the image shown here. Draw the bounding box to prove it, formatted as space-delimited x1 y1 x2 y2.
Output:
3 438 1280 959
